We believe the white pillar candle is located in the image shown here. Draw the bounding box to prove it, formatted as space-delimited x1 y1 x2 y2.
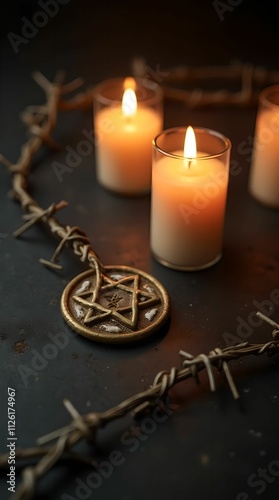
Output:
93 77 163 196
249 85 279 208
151 127 231 270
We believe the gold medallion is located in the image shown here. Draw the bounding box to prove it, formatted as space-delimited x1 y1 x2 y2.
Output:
61 266 170 343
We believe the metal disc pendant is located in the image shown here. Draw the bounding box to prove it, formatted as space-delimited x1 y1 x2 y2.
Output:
61 266 170 344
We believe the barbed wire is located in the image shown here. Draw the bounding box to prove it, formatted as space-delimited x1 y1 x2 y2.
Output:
0 62 271 269
132 58 279 107
1 70 279 499
0 312 278 499
0 70 102 274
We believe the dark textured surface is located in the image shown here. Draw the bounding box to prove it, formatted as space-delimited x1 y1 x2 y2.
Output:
1 1 279 499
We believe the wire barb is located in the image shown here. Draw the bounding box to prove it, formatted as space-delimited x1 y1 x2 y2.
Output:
132 58 279 107
0 72 102 274
0 319 278 499
13 201 68 238
1 69 279 500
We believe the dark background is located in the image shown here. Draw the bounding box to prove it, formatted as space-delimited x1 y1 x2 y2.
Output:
1 1 279 499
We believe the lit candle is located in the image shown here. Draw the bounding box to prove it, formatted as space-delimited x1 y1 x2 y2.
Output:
150 127 231 270
249 85 279 208
93 77 163 195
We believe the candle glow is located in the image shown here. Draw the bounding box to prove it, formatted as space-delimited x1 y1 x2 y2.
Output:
123 76 136 91
249 85 279 208
150 127 231 270
184 126 197 159
93 77 163 195
122 87 137 117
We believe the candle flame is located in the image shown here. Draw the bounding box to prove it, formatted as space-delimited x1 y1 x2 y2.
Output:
183 126 197 160
122 88 137 117
123 77 136 91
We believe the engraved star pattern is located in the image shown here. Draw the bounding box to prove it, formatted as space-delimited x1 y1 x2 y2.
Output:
73 274 159 329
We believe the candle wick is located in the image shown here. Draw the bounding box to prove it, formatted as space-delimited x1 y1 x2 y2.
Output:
188 160 192 169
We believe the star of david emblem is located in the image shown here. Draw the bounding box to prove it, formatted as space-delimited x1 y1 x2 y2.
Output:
73 274 159 329
61 266 170 343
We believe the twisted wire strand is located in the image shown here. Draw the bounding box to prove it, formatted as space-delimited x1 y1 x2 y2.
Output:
1 71 279 499
132 59 279 107
0 71 102 274
1 317 278 500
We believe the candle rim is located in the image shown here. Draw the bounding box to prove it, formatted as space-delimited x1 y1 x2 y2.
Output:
94 77 163 107
259 84 279 111
153 126 231 160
